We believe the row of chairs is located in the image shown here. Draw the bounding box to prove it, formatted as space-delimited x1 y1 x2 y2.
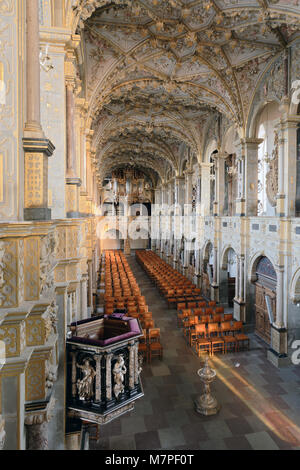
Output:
136 250 250 357
103 252 162 362
136 251 199 307
178 309 230 327
104 251 142 310
138 328 163 363
190 322 250 355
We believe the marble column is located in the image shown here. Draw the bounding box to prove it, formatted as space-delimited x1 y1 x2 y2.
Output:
24 0 43 138
233 255 245 322
65 38 82 218
279 118 300 217
211 246 219 301
80 275 88 320
239 255 245 303
276 129 285 216
23 0 54 221
275 267 285 330
87 260 93 312
66 81 77 180
213 154 226 216
244 139 263 216
200 163 212 216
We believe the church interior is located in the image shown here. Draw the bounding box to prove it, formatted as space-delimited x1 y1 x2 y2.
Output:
1 0 300 451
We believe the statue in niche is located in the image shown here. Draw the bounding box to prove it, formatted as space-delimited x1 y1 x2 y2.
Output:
76 358 96 401
137 354 143 377
113 354 127 399
266 131 279 207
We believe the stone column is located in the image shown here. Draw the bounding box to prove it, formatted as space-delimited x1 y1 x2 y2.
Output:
200 163 212 216
213 154 226 216
23 0 55 221
279 118 300 216
25 396 56 450
233 255 245 322
80 275 88 319
235 141 245 217
268 265 288 367
211 246 219 301
244 139 263 216
65 37 81 218
87 260 93 313
239 255 245 302
24 0 43 139
275 266 284 330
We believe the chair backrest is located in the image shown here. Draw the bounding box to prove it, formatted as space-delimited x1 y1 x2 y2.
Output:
194 308 204 316
149 328 160 341
198 301 206 308
144 320 155 329
177 303 186 311
215 307 224 314
205 307 213 315
208 322 219 335
208 301 216 307
233 321 243 331
220 321 231 332
187 302 197 308
224 313 233 321
195 323 206 334
213 314 222 323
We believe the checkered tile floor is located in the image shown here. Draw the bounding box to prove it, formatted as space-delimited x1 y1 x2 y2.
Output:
91 254 300 450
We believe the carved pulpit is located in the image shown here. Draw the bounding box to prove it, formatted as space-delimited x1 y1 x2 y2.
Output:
66 314 144 426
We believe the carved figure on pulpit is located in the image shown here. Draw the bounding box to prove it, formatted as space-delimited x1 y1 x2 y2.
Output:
113 354 127 399
76 359 96 401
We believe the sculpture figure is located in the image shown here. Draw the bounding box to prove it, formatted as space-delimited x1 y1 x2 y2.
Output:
76 359 96 401
113 354 127 399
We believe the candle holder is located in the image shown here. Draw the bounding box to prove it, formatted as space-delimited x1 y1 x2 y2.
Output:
195 357 220 415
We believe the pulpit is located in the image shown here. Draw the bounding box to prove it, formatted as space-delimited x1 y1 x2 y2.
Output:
66 314 144 426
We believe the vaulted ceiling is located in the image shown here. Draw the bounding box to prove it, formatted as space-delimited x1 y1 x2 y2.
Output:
75 0 300 185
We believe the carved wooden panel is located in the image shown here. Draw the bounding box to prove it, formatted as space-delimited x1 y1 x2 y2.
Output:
254 282 276 344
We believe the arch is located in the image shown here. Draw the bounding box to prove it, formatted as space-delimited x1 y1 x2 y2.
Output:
202 240 213 263
290 267 300 304
248 252 277 283
221 245 237 271
203 139 218 164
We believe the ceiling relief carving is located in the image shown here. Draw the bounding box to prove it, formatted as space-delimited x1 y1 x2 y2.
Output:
73 0 300 187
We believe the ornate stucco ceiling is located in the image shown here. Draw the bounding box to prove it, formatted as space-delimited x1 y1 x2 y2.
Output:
75 0 300 185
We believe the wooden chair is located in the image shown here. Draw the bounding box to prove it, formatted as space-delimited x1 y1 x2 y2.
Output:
208 323 224 355
149 329 163 362
234 323 250 351
138 330 148 362
208 301 216 307
190 323 206 348
212 314 223 323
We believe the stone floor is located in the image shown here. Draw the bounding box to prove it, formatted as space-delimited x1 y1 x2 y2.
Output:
91 253 300 451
